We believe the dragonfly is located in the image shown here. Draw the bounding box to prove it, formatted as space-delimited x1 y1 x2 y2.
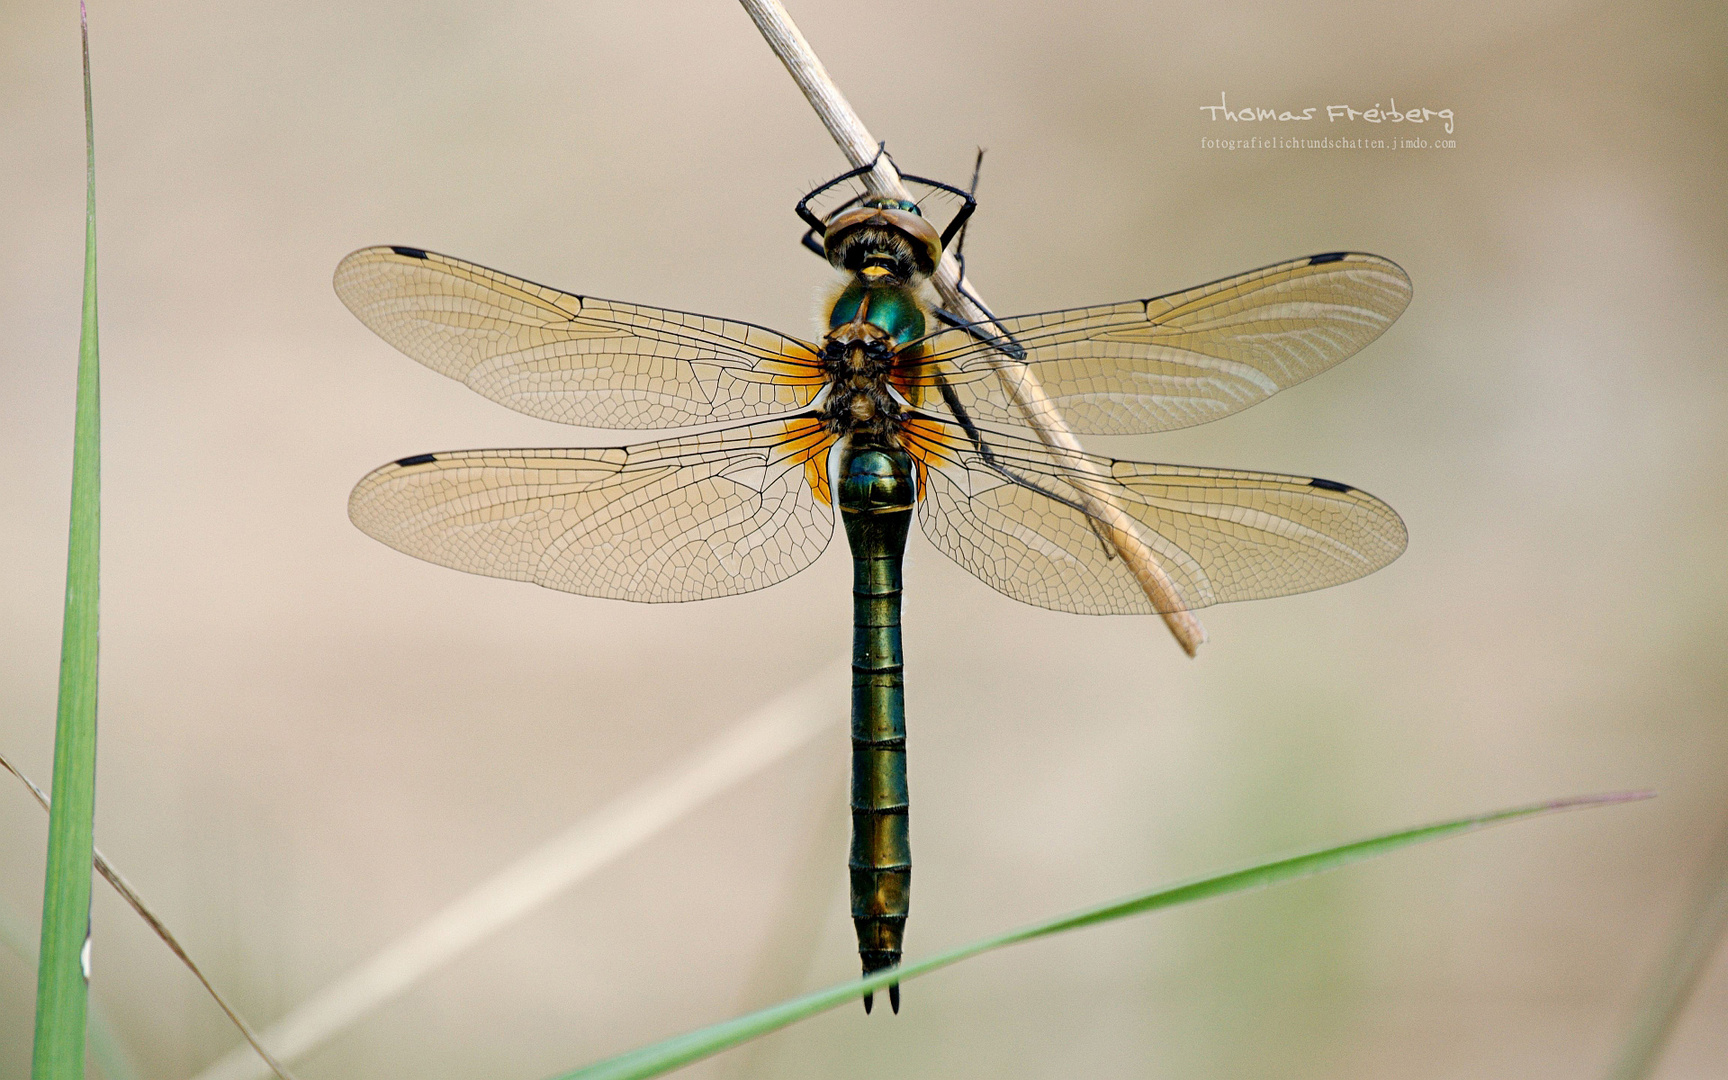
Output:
335 160 1411 1014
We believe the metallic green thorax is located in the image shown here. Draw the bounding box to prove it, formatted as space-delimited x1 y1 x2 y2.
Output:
838 437 915 1012
828 282 926 346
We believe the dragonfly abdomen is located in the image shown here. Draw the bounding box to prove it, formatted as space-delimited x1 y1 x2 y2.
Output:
838 438 915 1014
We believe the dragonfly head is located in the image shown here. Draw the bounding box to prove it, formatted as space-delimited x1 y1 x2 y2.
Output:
823 197 943 288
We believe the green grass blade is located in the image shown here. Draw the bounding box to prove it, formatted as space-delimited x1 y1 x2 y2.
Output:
554 792 1649 1080
5 901 142 1080
1604 812 1728 1080
32 7 102 1079
4 747 302 1080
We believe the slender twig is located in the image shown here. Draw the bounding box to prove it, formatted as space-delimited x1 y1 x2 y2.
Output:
1 749 300 1080
186 665 845 1080
9 666 844 1080
739 0 1206 655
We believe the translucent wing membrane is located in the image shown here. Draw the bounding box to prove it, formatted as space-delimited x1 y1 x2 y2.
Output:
348 418 836 602
903 419 1406 614
910 253 1411 435
334 246 826 428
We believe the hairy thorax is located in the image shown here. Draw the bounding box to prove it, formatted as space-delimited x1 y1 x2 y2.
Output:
818 281 928 442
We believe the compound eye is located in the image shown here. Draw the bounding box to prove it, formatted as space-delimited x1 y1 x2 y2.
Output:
873 209 943 274
861 196 922 215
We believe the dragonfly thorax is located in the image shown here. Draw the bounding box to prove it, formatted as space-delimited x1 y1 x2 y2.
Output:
818 323 903 433
819 283 926 438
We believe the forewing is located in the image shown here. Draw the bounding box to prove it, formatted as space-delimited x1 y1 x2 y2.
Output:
911 253 1410 434
348 419 836 602
903 420 1405 614
334 246 826 428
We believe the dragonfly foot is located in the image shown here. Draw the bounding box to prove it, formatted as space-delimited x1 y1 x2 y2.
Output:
862 991 873 1014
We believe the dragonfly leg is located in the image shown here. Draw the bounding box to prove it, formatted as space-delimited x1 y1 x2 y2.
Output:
794 144 891 238
927 309 1118 560
794 150 977 268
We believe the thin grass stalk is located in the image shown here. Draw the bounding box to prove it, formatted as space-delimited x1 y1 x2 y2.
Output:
32 7 102 1078
188 665 843 1080
550 792 1650 1080
1604 809 1728 1080
737 0 1207 655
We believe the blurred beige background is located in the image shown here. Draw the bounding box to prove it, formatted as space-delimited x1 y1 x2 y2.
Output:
3 0 1726 1077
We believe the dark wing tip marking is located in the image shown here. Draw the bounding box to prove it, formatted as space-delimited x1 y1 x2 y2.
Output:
389 246 430 260
394 453 438 467
1308 477 1353 493
1307 251 1349 265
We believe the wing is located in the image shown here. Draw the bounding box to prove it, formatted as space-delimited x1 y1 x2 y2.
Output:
901 419 1405 614
334 246 827 428
906 253 1410 434
348 417 838 603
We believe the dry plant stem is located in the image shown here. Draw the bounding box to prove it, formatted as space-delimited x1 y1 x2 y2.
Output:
186 666 844 1080
739 0 1206 656
0 750 300 1080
